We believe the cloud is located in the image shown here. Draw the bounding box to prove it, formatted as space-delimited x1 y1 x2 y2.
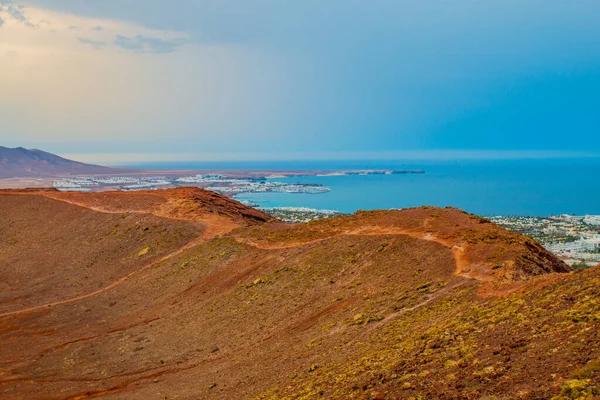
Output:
1 0 36 27
77 37 107 49
113 34 188 54
9 0 600 154
2 2 191 55
7 4 29 24
5 50 18 58
0 2 291 155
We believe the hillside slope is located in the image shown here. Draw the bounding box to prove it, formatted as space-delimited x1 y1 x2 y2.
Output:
0 146 126 178
1 189 598 400
0 188 273 316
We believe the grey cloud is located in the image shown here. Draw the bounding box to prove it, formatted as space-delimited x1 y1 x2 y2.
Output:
2 0 36 27
113 34 188 54
92 25 103 31
7 3 26 21
0 16 4 27
68 25 78 30
78 37 107 49
73 32 189 54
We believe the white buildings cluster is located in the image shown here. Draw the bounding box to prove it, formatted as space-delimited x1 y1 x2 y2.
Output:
207 180 329 195
176 174 223 183
584 215 600 225
122 180 171 190
259 207 341 223
491 215 600 267
547 239 599 253
260 207 339 215
52 174 330 196
53 176 172 191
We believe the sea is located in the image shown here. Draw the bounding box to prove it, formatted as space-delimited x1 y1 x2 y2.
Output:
120 158 600 217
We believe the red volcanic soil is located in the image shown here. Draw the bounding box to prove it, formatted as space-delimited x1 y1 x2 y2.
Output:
1 188 599 400
0 188 273 315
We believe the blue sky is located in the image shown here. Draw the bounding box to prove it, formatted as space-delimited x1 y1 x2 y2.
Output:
1 0 600 162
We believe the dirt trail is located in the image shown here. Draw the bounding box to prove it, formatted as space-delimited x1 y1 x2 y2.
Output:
0 195 240 319
0 195 537 318
0 226 468 319
233 227 478 281
0 235 208 318
234 229 550 299
40 193 152 215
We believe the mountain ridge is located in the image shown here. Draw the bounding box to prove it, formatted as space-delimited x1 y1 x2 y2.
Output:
1 188 598 399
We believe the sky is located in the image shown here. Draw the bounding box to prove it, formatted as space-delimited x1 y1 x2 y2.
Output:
1 0 600 162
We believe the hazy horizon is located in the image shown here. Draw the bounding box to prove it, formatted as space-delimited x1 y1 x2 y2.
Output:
61 150 600 166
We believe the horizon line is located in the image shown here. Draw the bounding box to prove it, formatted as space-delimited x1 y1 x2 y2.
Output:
60 149 600 165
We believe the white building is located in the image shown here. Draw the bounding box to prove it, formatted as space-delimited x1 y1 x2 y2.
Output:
584 215 600 225
548 239 599 253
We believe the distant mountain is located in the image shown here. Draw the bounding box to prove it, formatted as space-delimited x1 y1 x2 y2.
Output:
0 146 126 178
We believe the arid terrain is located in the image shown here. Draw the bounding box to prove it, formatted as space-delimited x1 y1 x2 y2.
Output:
1 188 599 399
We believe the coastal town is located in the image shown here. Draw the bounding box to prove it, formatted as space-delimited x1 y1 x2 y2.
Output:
258 207 342 223
490 214 600 267
52 176 172 191
51 169 424 195
175 174 329 195
53 174 330 196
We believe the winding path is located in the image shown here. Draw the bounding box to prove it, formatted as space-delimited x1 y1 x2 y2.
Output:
0 194 240 318
2 192 481 318
232 227 474 280
0 235 207 318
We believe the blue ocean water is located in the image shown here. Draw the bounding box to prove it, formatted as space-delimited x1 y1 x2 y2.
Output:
122 158 600 216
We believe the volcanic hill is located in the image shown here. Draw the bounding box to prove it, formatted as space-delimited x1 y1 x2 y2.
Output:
1 188 599 399
0 146 126 178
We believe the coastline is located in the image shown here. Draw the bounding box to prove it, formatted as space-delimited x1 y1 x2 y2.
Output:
0 169 424 190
